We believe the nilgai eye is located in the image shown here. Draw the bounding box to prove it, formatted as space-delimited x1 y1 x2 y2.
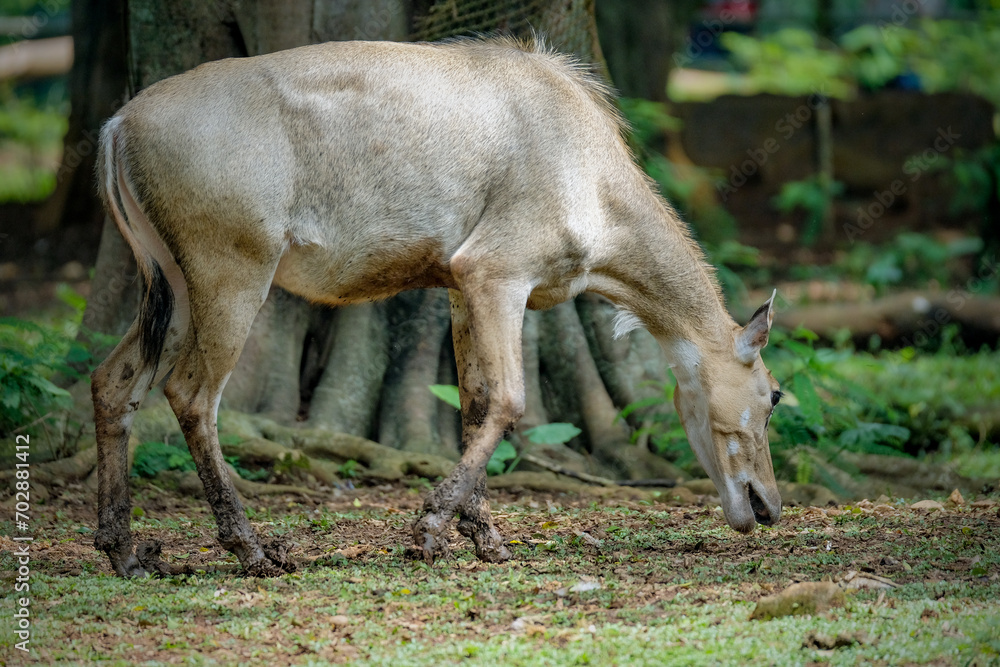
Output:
771 390 783 407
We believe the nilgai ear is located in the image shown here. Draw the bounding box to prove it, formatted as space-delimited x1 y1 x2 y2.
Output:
735 289 776 364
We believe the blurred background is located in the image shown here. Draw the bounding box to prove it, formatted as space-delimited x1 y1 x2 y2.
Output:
0 0 997 501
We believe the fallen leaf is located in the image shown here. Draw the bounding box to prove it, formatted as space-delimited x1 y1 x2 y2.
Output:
947 489 966 506
749 582 845 621
910 499 944 511
335 544 371 559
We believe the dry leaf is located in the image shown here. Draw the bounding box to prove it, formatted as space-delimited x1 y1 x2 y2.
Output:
910 499 944 511
335 544 371 559
947 489 966 506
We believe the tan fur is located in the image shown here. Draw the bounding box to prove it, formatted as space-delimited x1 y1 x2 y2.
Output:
92 38 782 576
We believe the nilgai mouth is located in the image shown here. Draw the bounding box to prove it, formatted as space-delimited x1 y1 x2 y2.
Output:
748 483 775 526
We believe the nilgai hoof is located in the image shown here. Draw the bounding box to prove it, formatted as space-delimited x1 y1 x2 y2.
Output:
410 514 452 564
458 520 512 563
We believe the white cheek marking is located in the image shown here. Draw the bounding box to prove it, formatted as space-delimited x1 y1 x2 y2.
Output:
741 408 751 428
728 438 740 456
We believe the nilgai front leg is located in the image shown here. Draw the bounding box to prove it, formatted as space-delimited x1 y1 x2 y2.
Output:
450 289 513 562
412 279 529 563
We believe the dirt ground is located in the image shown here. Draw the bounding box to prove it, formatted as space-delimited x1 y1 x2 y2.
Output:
2 479 999 665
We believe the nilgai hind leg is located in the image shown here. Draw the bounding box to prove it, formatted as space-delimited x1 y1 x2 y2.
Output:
160 261 295 577
92 270 184 577
412 278 529 563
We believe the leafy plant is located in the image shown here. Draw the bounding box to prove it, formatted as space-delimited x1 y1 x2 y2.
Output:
0 89 68 203
765 327 910 479
132 441 196 478
0 317 74 437
429 385 581 475
772 176 844 246
339 459 361 479
618 379 692 469
934 144 1000 232
721 28 854 98
837 232 983 292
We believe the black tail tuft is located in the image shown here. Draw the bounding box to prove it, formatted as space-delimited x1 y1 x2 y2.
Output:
138 262 173 370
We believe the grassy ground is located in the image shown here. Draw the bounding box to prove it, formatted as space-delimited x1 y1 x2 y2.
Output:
1 481 999 666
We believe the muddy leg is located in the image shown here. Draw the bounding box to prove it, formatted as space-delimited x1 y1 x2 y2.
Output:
92 322 154 577
412 286 526 563
457 471 511 562
166 272 292 577
93 308 185 577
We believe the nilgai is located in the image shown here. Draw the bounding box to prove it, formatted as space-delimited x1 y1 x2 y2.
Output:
92 37 782 577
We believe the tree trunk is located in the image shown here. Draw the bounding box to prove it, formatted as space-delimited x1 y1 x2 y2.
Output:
35 0 127 268
78 0 682 481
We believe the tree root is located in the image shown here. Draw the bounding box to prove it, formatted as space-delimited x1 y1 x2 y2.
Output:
487 471 654 500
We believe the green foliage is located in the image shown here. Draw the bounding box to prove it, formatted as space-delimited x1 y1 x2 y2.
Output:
772 176 844 246
856 19 1000 107
767 327 910 467
485 440 518 476
231 459 271 481
428 384 461 409
339 459 361 479
836 232 983 291
0 316 74 437
0 286 118 438
721 19 1000 107
522 423 582 445
836 345 1000 455
0 90 67 203
619 379 693 469
132 441 196 478
430 385 581 475
721 28 854 98
0 0 71 17
936 144 1000 217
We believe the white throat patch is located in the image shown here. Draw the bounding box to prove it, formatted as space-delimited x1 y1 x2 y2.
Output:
612 309 642 339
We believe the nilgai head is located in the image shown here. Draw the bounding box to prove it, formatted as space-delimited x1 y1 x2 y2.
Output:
672 291 783 533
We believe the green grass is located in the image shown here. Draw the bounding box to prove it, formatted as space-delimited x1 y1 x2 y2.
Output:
1 482 998 665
